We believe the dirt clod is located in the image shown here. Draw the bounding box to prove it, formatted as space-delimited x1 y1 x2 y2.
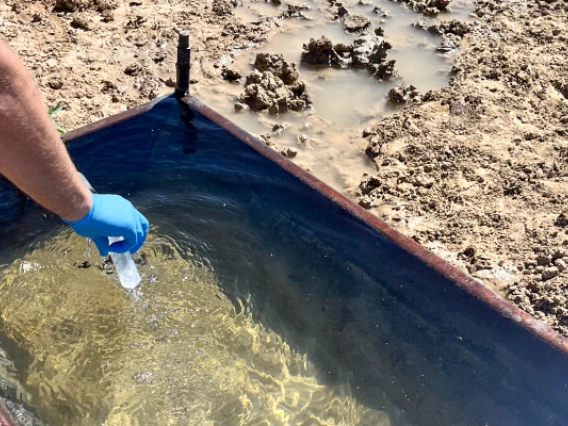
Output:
237 53 312 114
234 102 249 113
343 15 371 32
222 67 243 82
387 84 419 104
282 147 299 158
71 14 91 30
397 0 453 15
301 36 346 67
542 267 560 281
282 3 312 19
301 35 396 80
555 213 568 227
55 0 119 13
352 35 391 68
212 0 234 16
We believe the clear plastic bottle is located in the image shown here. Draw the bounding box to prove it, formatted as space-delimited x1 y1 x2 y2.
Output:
77 172 142 290
108 237 141 289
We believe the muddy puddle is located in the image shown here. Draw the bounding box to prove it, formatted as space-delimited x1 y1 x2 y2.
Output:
194 0 476 194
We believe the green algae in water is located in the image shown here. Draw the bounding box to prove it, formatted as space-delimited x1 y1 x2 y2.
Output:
0 229 389 426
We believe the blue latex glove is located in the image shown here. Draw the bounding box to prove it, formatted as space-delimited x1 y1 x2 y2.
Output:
62 194 149 257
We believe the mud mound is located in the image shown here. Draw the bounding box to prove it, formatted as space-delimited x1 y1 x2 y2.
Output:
236 53 312 114
344 15 371 32
280 3 312 19
53 0 119 12
387 84 420 104
392 0 453 16
414 19 476 52
301 35 397 80
301 36 348 67
212 0 235 16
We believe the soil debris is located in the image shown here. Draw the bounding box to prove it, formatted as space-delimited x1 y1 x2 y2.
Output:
391 0 453 16
387 84 420 104
220 16 277 47
222 67 243 82
343 15 371 32
555 213 568 228
372 6 391 18
54 0 119 13
414 19 475 52
281 3 312 19
70 14 91 30
212 0 233 16
351 35 391 69
282 146 299 158
301 36 347 67
237 53 312 114
301 35 397 80
329 1 350 18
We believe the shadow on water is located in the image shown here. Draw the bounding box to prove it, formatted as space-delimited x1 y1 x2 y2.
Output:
1 97 568 425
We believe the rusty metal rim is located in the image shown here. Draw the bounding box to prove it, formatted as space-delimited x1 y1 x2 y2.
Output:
185 97 568 356
60 94 568 357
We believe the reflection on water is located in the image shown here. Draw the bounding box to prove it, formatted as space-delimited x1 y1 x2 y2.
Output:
198 0 476 193
0 229 389 425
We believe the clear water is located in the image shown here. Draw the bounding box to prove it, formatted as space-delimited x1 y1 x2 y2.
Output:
0 230 389 425
1 97 568 426
0 100 401 425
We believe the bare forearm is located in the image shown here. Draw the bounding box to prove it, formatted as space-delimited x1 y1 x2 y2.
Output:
0 41 91 221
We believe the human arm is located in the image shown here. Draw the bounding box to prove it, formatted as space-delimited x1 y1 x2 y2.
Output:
0 40 148 255
0 40 93 221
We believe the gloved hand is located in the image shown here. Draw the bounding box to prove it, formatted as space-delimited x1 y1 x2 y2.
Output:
62 194 149 256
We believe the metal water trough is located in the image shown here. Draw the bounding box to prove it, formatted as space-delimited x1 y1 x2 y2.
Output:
1 33 568 426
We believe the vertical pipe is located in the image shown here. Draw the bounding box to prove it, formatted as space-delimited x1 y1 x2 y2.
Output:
175 31 191 98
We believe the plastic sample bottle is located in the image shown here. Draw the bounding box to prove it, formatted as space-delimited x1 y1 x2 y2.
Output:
77 172 142 289
108 237 142 289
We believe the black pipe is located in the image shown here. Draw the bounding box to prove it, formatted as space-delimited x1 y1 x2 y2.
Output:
175 31 191 98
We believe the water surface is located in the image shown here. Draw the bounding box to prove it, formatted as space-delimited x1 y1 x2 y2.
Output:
1 97 567 426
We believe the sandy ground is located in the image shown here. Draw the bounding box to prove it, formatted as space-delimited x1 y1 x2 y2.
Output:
2 0 568 336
